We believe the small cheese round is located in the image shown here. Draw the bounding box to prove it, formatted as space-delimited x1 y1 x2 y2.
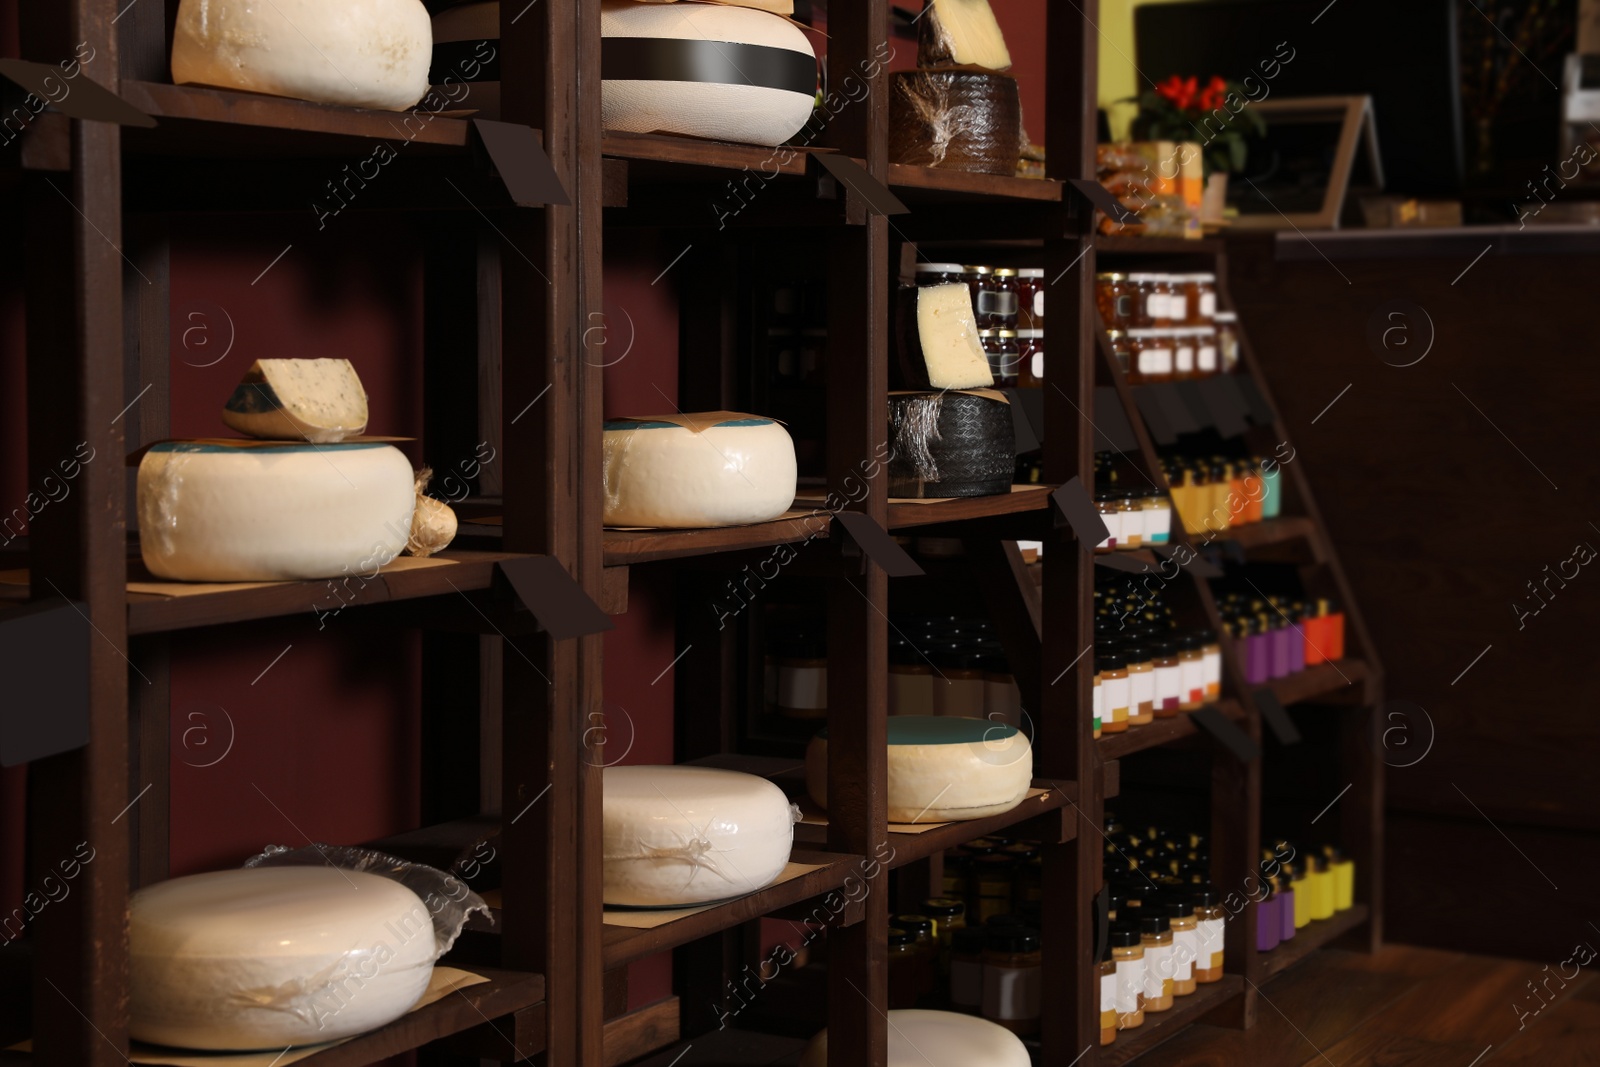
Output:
806 716 1032 823
138 442 415 582
801 1009 1031 1067
601 0 817 147
604 765 796 907
171 0 433 111
602 416 796 528
130 868 436 1050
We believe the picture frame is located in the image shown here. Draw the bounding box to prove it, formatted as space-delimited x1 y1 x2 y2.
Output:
1228 95 1384 230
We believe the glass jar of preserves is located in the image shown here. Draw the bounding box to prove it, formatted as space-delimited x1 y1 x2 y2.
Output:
1199 627 1222 704
1123 643 1155 725
1018 267 1044 328
1172 328 1198 380
1151 638 1181 718
1115 491 1143 550
1017 328 1044 386
942 849 972 902
1096 271 1138 329
1128 272 1161 326
1095 489 1121 552
777 636 827 720
1214 311 1241 373
922 897 966 972
1194 325 1219 377
973 854 1016 922
1142 493 1171 546
894 914 939 997
950 927 986 1012
1106 329 1131 379
1092 662 1103 739
1098 651 1130 734
1192 886 1225 983
1188 271 1218 323
915 262 968 287
888 927 921 1008
991 328 1020 385
1166 899 1199 997
1177 632 1205 711
1111 924 1146 1028
1154 274 1184 326
985 268 1021 329
1003 843 1040 904
981 928 1041 1036
1139 914 1175 1012
1130 328 1174 384
1100 942 1119 1046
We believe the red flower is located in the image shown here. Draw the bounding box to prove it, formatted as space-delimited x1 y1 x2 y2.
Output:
1197 75 1228 112
1156 74 1230 114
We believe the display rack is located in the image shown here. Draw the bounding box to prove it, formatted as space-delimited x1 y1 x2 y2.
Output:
1 2 1379 1066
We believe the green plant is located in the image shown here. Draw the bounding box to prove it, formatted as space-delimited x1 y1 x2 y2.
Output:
1126 75 1266 176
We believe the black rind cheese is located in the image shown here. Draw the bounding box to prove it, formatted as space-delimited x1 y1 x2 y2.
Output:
888 391 1015 498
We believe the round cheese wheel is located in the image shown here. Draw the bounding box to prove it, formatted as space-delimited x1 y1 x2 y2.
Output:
601 0 817 146
138 442 416 582
604 765 797 907
171 0 433 111
806 716 1032 823
602 416 796 528
801 1009 1031 1067
130 868 436 1050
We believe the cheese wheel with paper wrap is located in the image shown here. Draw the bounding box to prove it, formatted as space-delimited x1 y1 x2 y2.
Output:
806 715 1032 823
600 0 817 146
602 414 796 528
603 764 799 907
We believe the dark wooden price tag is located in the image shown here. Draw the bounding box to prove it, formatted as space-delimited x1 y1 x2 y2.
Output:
1093 386 1139 454
0 600 90 766
499 557 614 639
1152 544 1223 579
0 59 155 126
1192 706 1260 762
1133 387 1177 445
1094 553 1157 574
1004 387 1044 454
1155 382 1201 435
1066 178 1137 224
1196 377 1249 439
473 119 571 207
833 512 924 577
812 154 909 216
1052 476 1110 547
1254 688 1303 745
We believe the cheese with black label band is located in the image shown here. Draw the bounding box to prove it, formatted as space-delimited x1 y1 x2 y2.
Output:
603 414 796 528
138 442 415 582
888 390 1015 498
806 715 1032 823
171 0 433 111
801 1009 1031 1067
600 0 818 146
130 868 436 1049
603 765 798 907
222 359 369 443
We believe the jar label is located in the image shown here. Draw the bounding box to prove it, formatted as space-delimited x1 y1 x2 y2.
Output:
1031 352 1044 380
983 962 1041 1021
1146 293 1166 319
1148 507 1172 541
977 291 1019 317
1104 674 1132 717
951 959 983 1008
1155 663 1182 706
1115 958 1146 1014
1200 293 1217 317
1097 509 1120 550
1138 347 1173 375
1197 344 1218 372
1143 943 1174 998
1175 344 1196 373
1169 295 1188 320
1130 667 1155 710
1101 971 1118 1012
1202 650 1222 689
1037 291 1049 319
1197 918 1225 969
779 665 826 710
1092 679 1103 728
1181 658 1204 704
1172 927 1198 981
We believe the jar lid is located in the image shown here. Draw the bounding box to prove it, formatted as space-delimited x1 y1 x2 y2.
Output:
1214 311 1238 321
1018 329 1043 338
1019 267 1044 278
1190 884 1220 906
1163 896 1195 918
1096 651 1127 671
1110 924 1142 948
986 929 1040 953
916 262 966 274
888 927 912 946
894 914 933 934
995 329 1018 339
1098 271 1131 281
922 897 965 916
1120 644 1149 662
976 329 997 338
993 267 1019 277
1138 913 1171 935
965 265 994 275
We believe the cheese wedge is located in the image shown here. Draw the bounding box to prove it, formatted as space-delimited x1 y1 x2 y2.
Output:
918 0 1012 71
916 284 994 389
222 359 369 443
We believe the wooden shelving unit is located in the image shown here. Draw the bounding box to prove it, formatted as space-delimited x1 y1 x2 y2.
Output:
3 2 1379 1066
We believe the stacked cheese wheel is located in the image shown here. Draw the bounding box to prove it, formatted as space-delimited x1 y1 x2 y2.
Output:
806 716 1032 823
890 0 1022 176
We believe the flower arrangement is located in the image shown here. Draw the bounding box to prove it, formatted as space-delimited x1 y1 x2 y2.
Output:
1129 74 1265 176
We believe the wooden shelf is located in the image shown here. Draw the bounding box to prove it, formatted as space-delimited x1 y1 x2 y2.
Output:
1258 904 1370 981
1099 974 1245 1066
1097 700 1247 761
602 131 818 180
1213 516 1317 551
276 967 544 1066
118 82 476 157
888 164 1061 203
1257 659 1369 707
124 550 529 634
601 848 862 969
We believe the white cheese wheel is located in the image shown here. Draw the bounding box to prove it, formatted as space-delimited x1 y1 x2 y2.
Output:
221 359 369 443
801 1009 1031 1067
130 868 436 1050
138 442 416 582
172 0 433 111
604 764 797 907
601 0 817 146
602 416 796 528
806 716 1032 823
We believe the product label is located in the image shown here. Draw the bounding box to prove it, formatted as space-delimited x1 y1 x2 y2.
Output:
1197 918 1225 969
1168 295 1188 321
983 964 1041 1022
1130 667 1155 711
1172 927 1198 981
1197 344 1218 372
1104 674 1132 718
1147 507 1172 543
1175 343 1196 374
1144 943 1173 998
977 291 1019 318
1097 509 1120 550
1031 352 1044 381
1092 679 1103 729
1037 291 1049 319
1181 658 1204 704
1146 293 1167 320
779 665 826 710
1101 971 1118 1012
1138 347 1174 376
1155 663 1182 707
1200 293 1216 318
1115 958 1145 1015
1202 650 1222 690
950 959 983 1008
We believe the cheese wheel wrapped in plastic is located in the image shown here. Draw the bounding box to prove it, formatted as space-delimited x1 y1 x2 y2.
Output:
600 0 818 146
171 0 433 111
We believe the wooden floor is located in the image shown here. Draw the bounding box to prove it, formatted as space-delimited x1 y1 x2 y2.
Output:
626 945 1600 1065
